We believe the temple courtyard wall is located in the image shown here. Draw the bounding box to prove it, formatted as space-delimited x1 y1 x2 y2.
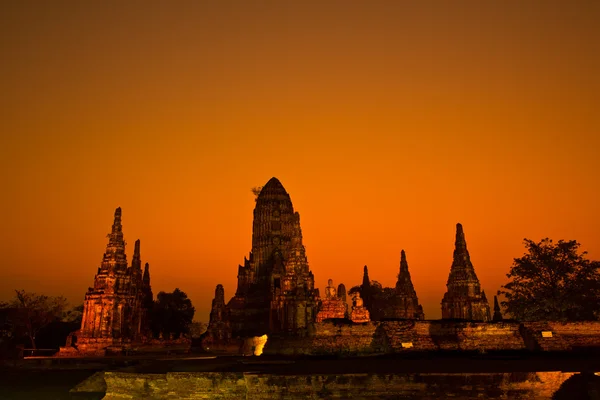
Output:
57 321 600 358
261 320 600 356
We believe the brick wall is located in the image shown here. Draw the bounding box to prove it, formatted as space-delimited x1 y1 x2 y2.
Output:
264 321 381 356
381 321 526 352
548 322 600 350
259 321 600 356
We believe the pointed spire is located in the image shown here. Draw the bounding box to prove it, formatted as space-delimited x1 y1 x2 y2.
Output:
143 262 151 285
448 223 479 284
362 265 371 288
442 223 491 321
131 239 141 270
100 207 128 272
112 207 123 234
361 265 372 310
214 284 225 306
400 250 408 273
108 207 124 241
396 250 417 296
493 295 503 321
454 223 468 255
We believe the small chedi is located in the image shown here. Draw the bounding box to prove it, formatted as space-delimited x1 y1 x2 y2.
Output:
350 292 370 323
387 250 425 320
205 177 319 346
441 223 491 321
202 284 232 350
59 208 154 356
358 259 424 321
315 279 348 322
360 265 373 312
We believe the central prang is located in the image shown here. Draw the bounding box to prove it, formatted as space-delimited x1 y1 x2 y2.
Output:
215 177 319 339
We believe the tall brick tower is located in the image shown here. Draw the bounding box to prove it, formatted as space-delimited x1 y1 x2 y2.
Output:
441 223 491 321
73 208 153 355
226 177 319 337
392 250 425 319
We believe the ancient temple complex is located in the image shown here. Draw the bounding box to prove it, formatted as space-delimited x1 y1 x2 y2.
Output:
390 250 425 320
441 223 491 321
60 208 153 355
217 177 319 338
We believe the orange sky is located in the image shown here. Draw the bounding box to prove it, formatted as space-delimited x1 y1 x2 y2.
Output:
1 2 599 321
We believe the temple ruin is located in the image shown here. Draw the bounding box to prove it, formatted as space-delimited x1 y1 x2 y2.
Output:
59 208 154 356
441 223 491 321
315 279 348 322
218 177 320 339
390 250 425 320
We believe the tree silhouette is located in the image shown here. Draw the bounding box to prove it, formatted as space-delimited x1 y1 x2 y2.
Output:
498 238 600 321
0 290 68 348
251 186 263 200
150 288 195 339
348 281 398 320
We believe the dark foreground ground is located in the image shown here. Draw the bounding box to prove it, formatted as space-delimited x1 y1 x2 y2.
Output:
2 353 600 400
0 369 102 400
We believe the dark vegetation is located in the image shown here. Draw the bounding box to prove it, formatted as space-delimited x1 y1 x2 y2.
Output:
498 238 600 321
0 290 74 351
0 288 196 356
349 280 398 320
150 288 195 339
347 237 600 323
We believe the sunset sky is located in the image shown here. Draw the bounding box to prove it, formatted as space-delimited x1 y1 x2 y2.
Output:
1 1 598 321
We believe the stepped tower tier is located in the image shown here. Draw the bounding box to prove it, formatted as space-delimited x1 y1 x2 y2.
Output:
226 177 319 338
67 208 154 356
131 240 141 270
139 262 154 337
389 250 425 320
143 262 151 286
360 265 373 312
441 223 491 321
98 207 128 274
204 284 231 345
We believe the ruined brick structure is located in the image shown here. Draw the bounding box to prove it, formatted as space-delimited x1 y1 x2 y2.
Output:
441 223 491 321
222 177 319 338
315 279 347 322
350 292 371 323
337 283 349 318
361 266 373 311
203 284 232 348
60 208 153 355
389 250 425 320
359 256 424 321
